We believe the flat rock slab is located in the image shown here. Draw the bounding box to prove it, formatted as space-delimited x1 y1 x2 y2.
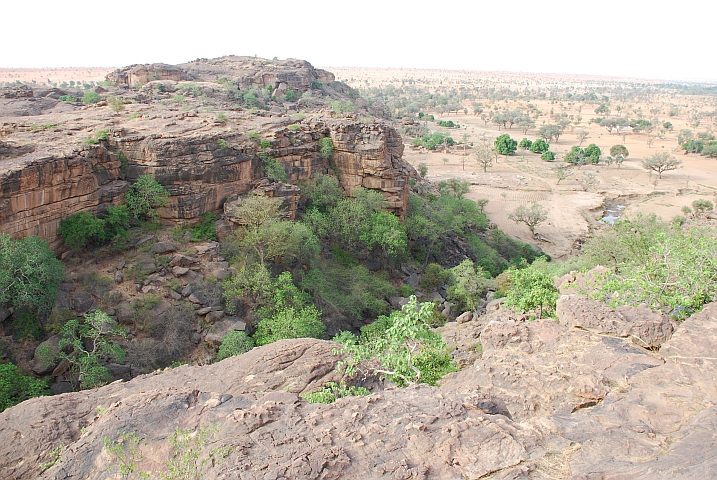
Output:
557 295 677 348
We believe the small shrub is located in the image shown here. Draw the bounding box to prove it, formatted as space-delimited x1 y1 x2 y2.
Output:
190 212 217 241
217 138 227 150
541 151 555 161
259 139 271 149
319 137 334 159
59 95 78 102
58 211 106 249
216 331 255 360
82 91 101 104
125 175 170 221
10 311 43 340
692 199 714 214
420 263 449 291
287 123 301 131
300 382 370 404
172 94 185 103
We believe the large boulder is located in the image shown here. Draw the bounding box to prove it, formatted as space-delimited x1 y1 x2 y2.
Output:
556 295 677 348
32 334 63 375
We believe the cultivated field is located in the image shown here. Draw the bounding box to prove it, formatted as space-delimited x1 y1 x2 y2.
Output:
329 67 717 258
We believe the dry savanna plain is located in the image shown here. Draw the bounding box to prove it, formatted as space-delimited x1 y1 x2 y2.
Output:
330 67 717 258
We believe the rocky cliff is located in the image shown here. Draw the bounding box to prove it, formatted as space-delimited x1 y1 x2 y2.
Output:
0 57 413 249
2 298 715 479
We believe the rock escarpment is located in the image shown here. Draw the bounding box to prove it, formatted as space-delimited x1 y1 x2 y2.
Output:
0 57 414 249
2 299 715 479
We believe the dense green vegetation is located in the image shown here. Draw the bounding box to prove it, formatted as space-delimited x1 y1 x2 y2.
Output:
335 296 458 386
0 363 49 413
0 234 64 313
501 215 717 320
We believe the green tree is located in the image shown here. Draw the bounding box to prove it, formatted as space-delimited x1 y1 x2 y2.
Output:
529 138 550 153
59 311 127 390
0 234 64 312
125 175 170 221
253 272 325 345
82 91 101 104
438 179 470 199
216 331 255 360
583 143 602 163
0 363 49 413
577 131 590 146
319 137 334 159
610 144 629 158
360 211 407 256
541 151 555 161
446 260 493 312
503 260 559 318
594 104 610 115
336 296 458 386
229 191 318 267
554 165 569 184
642 152 682 178
417 162 428 177
508 202 548 237
537 125 562 143
518 138 533 150
593 223 717 318
107 95 125 114
260 154 288 183
58 211 106 250
494 134 517 155
702 142 717 157
677 129 694 145
692 199 714 215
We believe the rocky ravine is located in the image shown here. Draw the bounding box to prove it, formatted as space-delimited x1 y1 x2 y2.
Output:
1 297 715 479
0 56 412 249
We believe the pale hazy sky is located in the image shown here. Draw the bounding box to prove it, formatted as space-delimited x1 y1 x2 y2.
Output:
3 0 715 82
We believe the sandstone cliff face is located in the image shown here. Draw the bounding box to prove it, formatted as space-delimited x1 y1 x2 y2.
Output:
0 145 126 247
0 60 413 248
106 63 192 88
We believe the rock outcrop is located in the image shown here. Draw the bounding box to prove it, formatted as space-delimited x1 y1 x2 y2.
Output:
3 298 715 479
0 57 414 249
556 295 677 348
105 63 192 87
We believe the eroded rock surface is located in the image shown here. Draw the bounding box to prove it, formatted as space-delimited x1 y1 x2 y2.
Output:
0 58 414 249
557 295 677 348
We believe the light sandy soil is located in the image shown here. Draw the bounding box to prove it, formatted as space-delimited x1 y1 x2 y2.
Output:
329 67 717 258
0 67 115 85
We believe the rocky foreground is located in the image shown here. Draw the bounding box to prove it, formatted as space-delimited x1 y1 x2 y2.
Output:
1 297 715 479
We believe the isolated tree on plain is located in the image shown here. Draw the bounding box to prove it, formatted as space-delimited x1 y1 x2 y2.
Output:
494 134 517 155
475 199 489 213
537 124 561 143
475 145 494 172
553 165 569 185
594 104 610 116
517 116 535 134
509 201 548 237
642 152 682 178
610 145 629 158
677 129 694 146
577 131 590 146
